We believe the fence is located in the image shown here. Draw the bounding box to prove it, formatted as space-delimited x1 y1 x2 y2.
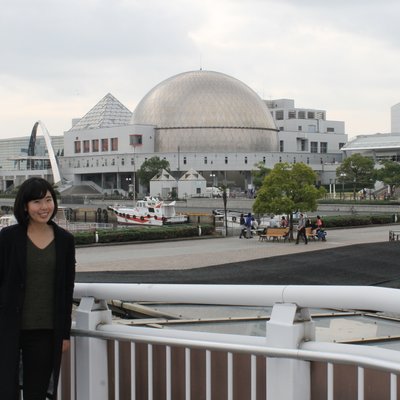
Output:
57 284 400 400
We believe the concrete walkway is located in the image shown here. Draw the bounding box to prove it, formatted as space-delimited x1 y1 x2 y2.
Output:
76 225 393 272
76 225 400 288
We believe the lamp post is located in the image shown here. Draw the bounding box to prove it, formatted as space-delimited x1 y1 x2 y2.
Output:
125 177 132 198
222 186 228 237
210 173 216 187
340 173 346 200
132 145 136 202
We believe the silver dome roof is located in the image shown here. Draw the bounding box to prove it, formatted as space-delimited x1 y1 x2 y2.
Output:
132 70 278 152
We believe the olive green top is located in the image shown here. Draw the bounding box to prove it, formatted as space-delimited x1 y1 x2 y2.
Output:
21 238 56 330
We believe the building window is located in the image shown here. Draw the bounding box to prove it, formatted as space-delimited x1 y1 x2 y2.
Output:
298 126 302 131
204 157 207 164
339 143 345 149
129 134 142 146
307 111 315 119
111 159 115 166
92 139 99 152
293 157 296 163
244 156 248 164
288 111 296 119
310 142 318 153
121 158 125 166
74 141 81 154
279 140 284 152
262 156 266 164
301 140 307 151
275 110 284 120
308 125 317 133
307 157 310 164
279 126 284 131
111 137 118 151
131 158 134 165
279 156 282 162
83 140 90 153
225 156 228 164
101 139 108 152
183 157 187 165
327 127 335 133
320 142 328 153
298 111 306 119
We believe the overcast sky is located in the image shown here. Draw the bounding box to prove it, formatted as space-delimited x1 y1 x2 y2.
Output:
1 0 399 140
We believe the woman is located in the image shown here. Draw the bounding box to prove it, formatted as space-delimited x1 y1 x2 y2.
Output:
0 177 76 399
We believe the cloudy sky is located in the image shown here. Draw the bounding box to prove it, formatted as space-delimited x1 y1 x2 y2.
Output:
1 0 399 139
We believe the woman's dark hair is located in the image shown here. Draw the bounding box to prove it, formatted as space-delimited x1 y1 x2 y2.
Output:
14 177 58 226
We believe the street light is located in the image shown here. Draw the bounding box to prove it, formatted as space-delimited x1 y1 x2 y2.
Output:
210 173 216 187
340 173 346 200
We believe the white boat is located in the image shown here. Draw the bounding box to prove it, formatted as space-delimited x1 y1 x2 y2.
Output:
108 197 188 226
0 214 17 230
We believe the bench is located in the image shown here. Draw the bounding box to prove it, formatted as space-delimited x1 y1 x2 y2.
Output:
305 227 317 241
259 227 290 241
389 230 400 241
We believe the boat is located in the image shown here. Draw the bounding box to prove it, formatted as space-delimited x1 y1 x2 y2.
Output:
0 214 17 230
108 197 188 226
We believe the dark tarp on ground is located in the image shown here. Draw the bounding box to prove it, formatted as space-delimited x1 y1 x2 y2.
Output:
76 242 400 288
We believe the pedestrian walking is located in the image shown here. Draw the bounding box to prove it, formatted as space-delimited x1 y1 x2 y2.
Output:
239 213 246 238
295 213 308 245
245 212 253 238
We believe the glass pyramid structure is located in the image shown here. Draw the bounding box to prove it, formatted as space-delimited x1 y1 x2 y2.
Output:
69 93 132 131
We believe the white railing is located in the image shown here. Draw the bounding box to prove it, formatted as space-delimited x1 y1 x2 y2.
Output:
59 284 400 400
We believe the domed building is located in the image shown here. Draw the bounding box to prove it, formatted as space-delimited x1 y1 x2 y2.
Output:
132 70 279 153
33 69 346 196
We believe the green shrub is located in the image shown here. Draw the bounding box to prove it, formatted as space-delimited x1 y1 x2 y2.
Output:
322 214 394 228
73 224 214 245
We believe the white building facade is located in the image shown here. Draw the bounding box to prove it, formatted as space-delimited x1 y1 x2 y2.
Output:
391 103 400 133
266 99 346 157
0 72 348 193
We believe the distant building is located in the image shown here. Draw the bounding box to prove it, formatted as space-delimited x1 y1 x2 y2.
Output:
150 169 177 199
0 70 347 193
265 99 346 155
341 133 400 162
391 103 400 133
177 169 207 199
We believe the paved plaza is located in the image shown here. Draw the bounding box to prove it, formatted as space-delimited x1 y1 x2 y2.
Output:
75 225 400 288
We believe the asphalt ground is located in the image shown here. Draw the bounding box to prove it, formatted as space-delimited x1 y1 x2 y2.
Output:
75 225 400 288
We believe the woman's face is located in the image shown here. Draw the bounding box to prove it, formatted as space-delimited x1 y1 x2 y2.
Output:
26 190 55 225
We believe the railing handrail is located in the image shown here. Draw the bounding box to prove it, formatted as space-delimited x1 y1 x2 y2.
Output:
74 283 400 314
71 323 400 374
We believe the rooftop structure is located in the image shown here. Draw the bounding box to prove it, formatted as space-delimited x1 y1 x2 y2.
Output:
69 93 133 132
342 133 400 162
132 70 279 153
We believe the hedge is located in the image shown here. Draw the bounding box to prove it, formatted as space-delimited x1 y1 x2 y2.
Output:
73 224 215 245
321 214 394 228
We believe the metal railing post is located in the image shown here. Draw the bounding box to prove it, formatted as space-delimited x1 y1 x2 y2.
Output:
266 303 315 400
75 297 112 400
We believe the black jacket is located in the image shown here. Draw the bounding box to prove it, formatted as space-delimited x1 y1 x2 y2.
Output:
0 222 76 399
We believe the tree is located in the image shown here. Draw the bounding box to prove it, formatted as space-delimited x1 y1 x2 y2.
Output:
375 160 400 199
335 154 375 200
137 156 170 193
251 162 271 190
253 162 325 237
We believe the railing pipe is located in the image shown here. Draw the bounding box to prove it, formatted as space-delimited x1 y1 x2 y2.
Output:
72 325 400 374
74 284 400 314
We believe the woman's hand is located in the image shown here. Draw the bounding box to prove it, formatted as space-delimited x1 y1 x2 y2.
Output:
62 340 70 353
